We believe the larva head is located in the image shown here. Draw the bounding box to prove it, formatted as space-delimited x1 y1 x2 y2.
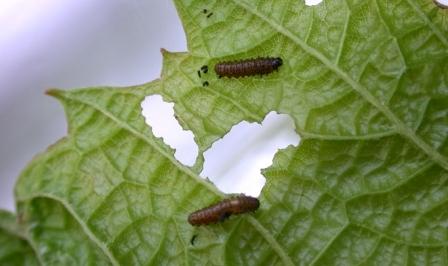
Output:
272 57 283 69
229 195 260 214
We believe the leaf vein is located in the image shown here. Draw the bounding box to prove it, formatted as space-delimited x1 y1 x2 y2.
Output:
57 91 296 266
404 0 448 48
234 0 448 171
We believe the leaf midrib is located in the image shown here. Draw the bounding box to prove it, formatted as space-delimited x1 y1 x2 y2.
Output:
234 1 448 171
49 91 295 266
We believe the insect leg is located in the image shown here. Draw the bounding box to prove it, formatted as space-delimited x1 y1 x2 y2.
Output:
219 212 231 222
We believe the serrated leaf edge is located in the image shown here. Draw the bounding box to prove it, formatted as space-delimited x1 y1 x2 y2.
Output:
18 90 297 266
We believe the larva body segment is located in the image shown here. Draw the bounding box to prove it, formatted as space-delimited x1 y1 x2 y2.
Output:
214 57 282 78
188 195 260 226
226 195 260 214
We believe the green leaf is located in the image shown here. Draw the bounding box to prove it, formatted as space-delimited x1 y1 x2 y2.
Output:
0 210 39 266
18 198 111 265
7 0 448 265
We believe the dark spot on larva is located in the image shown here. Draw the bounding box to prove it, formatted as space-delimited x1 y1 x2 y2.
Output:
219 212 231 222
203 9 208 14
197 70 201 78
202 81 209 87
206 12 213 18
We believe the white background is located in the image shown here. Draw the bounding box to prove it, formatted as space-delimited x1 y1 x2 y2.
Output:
0 1 186 211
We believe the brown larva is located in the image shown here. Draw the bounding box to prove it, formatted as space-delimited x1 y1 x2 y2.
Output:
214 57 282 78
188 195 260 226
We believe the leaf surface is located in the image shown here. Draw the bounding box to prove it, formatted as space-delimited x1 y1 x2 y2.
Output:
0 210 39 266
6 0 448 265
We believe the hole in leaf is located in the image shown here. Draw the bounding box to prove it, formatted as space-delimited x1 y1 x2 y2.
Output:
434 0 448 8
305 0 323 6
141 95 198 166
201 112 300 197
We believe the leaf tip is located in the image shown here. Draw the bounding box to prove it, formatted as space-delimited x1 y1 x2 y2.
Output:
45 88 65 98
160 48 169 54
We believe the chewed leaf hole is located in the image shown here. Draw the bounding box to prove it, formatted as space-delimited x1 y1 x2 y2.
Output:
141 95 198 166
201 112 300 197
434 0 448 8
305 0 323 6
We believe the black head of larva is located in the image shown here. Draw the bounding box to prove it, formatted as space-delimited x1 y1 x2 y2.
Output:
271 57 283 69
